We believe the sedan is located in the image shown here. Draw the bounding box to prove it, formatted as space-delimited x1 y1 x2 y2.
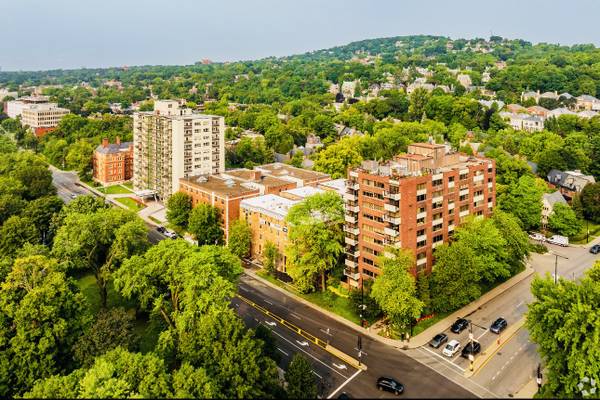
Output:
590 244 600 254
376 377 404 395
442 340 461 357
429 333 449 349
490 317 508 334
156 226 166 234
461 341 481 358
451 318 469 334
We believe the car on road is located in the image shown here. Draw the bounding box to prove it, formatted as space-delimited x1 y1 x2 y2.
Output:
376 377 404 395
528 232 545 242
70 193 78 199
590 244 600 254
337 392 351 399
442 340 461 357
163 229 178 239
429 333 448 349
156 226 166 234
547 235 569 247
450 318 469 333
461 341 482 358
490 317 508 334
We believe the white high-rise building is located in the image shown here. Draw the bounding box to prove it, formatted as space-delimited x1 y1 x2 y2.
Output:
133 100 225 200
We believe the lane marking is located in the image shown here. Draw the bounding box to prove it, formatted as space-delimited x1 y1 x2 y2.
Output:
333 363 347 370
268 328 348 378
477 330 489 341
312 370 322 379
451 353 463 363
353 347 368 356
277 348 289 356
239 286 249 292
515 300 524 308
320 328 333 336
296 340 309 347
419 346 466 372
264 300 273 305
265 321 276 327
290 313 302 320
327 369 362 399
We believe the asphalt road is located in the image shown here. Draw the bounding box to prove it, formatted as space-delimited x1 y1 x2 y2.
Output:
238 274 476 399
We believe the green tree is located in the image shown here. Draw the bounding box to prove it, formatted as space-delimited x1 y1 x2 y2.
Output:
288 150 304 168
548 203 582 237
254 325 281 364
10 163 56 200
408 88 431 121
371 248 423 331
73 308 139 368
348 278 382 321
491 210 530 275
228 219 252 259
431 242 481 313
285 354 317 399
312 137 363 179
166 192 192 229
577 183 600 223
0 256 88 396
65 139 95 180
263 241 279 275
52 208 149 308
498 175 544 231
416 271 432 315
526 262 600 397
188 203 224 245
0 194 26 225
0 215 38 256
21 195 64 244
285 192 344 293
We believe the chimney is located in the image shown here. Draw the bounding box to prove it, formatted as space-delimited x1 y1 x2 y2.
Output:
102 138 109 148
116 136 121 145
251 170 262 181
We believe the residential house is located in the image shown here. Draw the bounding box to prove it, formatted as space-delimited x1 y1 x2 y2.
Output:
547 169 596 199
541 191 567 228
576 95 600 111
527 105 551 119
499 112 544 132
93 137 134 185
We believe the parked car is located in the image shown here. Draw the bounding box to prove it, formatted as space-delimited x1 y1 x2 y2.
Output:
450 318 469 334
547 235 569 247
461 341 482 358
163 229 178 239
490 318 508 334
70 193 78 199
337 393 351 399
442 340 461 357
376 377 404 395
156 226 166 234
590 244 600 254
429 333 449 349
528 232 545 242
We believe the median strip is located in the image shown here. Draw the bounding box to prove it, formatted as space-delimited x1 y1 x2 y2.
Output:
236 294 367 371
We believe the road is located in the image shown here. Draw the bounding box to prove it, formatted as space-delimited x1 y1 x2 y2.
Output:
409 240 600 397
238 273 477 398
49 166 165 244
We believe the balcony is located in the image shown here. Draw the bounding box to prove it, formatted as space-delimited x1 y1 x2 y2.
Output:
432 241 443 249
383 251 395 259
488 201 494 208
416 257 427 266
385 191 401 200
383 215 401 225
433 217 443 226
417 188 427 196
417 211 427 220
459 210 469 217
344 226 360 235
417 234 427 242
473 174 484 183
432 173 443 181
448 203 455 210
349 170 359 178
345 236 358 246
432 195 443 204
459 188 469 196
384 203 399 212
344 215 357 224
345 258 358 268
473 194 484 203
448 224 455 231
488 182 493 190
346 247 360 257
346 204 359 213
344 192 358 201
384 227 399 237
448 181 455 189
348 181 359 190
344 267 360 281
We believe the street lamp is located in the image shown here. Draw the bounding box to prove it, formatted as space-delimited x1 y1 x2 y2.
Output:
550 251 569 284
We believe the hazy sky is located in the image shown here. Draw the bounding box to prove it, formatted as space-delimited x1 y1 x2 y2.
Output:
2 0 600 71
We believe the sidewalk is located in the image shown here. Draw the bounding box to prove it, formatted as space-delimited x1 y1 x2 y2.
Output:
244 263 535 351
513 378 538 398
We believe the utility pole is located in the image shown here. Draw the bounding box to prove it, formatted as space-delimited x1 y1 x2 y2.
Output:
551 252 569 284
468 320 474 372
536 364 543 392
357 335 362 366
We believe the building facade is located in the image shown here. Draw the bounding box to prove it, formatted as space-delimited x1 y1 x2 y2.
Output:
133 100 225 200
92 137 134 185
21 103 70 137
344 143 496 288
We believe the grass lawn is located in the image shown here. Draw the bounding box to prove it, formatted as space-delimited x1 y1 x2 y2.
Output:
75 272 160 354
123 182 134 190
98 184 133 195
570 221 600 245
257 270 362 325
412 311 452 337
116 197 146 212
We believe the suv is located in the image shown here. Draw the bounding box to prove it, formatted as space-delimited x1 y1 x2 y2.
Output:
443 340 461 357
376 377 404 395
590 244 600 254
451 318 469 333
429 333 448 349
490 318 508 334
461 341 481 358
528 232 545 242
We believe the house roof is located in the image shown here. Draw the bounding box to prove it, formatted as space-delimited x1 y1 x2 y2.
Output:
543 191 567 207
95 142 132 154
548 169 596 191
577 94 598 102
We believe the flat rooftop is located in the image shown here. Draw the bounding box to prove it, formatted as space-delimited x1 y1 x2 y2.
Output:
318 178 346 195
281 186 325 200
180 174 259 198
240 194 298 220
255 163 330 183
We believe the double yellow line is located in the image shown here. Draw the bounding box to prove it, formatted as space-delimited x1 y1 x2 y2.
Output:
236 294 367 371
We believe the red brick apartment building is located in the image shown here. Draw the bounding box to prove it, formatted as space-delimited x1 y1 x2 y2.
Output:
92 137 134 185
179 163 330 239
344 143 496 288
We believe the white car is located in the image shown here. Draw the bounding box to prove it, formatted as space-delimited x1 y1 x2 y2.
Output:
442 340 461 357
528 232 545 242
70 193 78 199
547 235 569 247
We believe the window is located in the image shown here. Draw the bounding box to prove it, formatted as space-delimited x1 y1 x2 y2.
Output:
363 202 384 212
363 235 384 246
417 183 427 191
417 229 425 237
417 239 427 248
459 173 468 180
432 178 443 187
459 193 469 201
417 206 426 214
433 234 444 243
417 194 427 202
417 216 426 225
448 176 455 183
433 223 443 231
362 179 385 189
363 191 384 200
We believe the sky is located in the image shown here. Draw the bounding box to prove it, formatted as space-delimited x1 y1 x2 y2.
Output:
2 0 600 71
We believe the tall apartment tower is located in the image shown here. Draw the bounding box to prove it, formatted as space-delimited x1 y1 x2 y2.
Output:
133 100 225 200
344 143 496 289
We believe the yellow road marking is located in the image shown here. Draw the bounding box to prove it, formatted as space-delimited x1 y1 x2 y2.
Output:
469 318 525 377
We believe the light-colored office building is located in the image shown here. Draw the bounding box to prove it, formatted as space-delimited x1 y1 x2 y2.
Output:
133 100 225 200
20 103 70 137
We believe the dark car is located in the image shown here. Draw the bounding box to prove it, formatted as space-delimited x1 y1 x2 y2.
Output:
156 226 166 233
461 341 481 358
337 393 351 399
429 333 449 349
376 377 404 395
451 318 469 334
490 317 508 334
590 244 600 254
